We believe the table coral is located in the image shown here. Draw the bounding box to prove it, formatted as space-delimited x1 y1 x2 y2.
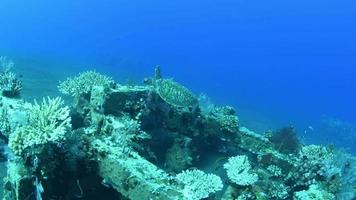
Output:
224 155 258 186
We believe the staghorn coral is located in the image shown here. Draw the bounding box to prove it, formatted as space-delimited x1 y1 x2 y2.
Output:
175 169 223 200
58 70 115 97
9 97 71 157
224 155 258 186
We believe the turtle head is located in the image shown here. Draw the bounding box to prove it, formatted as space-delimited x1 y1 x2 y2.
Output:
154 65 162 80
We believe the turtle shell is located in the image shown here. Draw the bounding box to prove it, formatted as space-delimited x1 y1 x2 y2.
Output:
156 79 198 107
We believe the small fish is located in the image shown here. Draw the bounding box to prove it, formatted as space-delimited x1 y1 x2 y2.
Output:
304 125 314 134
308 126 314 131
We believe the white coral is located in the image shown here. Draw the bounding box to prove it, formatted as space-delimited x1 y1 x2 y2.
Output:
9 97 71 156
224 155 258 186
58 70 115 97
176 169 223 200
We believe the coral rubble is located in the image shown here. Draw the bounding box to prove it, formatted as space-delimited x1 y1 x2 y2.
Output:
0 60 355 200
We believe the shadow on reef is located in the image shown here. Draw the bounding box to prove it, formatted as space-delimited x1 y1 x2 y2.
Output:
0 58 355 200
269 126 300 155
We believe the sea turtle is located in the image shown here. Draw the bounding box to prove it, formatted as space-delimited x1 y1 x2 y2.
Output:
145 66 198 108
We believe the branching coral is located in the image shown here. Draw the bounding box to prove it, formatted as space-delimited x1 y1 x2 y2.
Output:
175 169 223 200
58 70 115 97
0 56 22 97
224 155 258 186
9 97 71 157
0 71 22 97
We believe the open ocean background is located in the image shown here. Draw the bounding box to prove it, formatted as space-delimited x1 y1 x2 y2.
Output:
0 0 355 154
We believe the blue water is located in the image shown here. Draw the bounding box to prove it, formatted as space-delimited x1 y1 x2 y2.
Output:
1 0 356 153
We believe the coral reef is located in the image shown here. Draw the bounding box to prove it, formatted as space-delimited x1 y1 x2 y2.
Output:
0 64 354 200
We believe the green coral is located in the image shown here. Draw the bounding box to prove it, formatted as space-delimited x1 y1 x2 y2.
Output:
155 79 198 107
58 70 115 97
9 97 71 157
175 169 223 200
224 155 258 186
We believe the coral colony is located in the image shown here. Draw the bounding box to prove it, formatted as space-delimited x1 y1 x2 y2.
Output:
0 57 355 200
